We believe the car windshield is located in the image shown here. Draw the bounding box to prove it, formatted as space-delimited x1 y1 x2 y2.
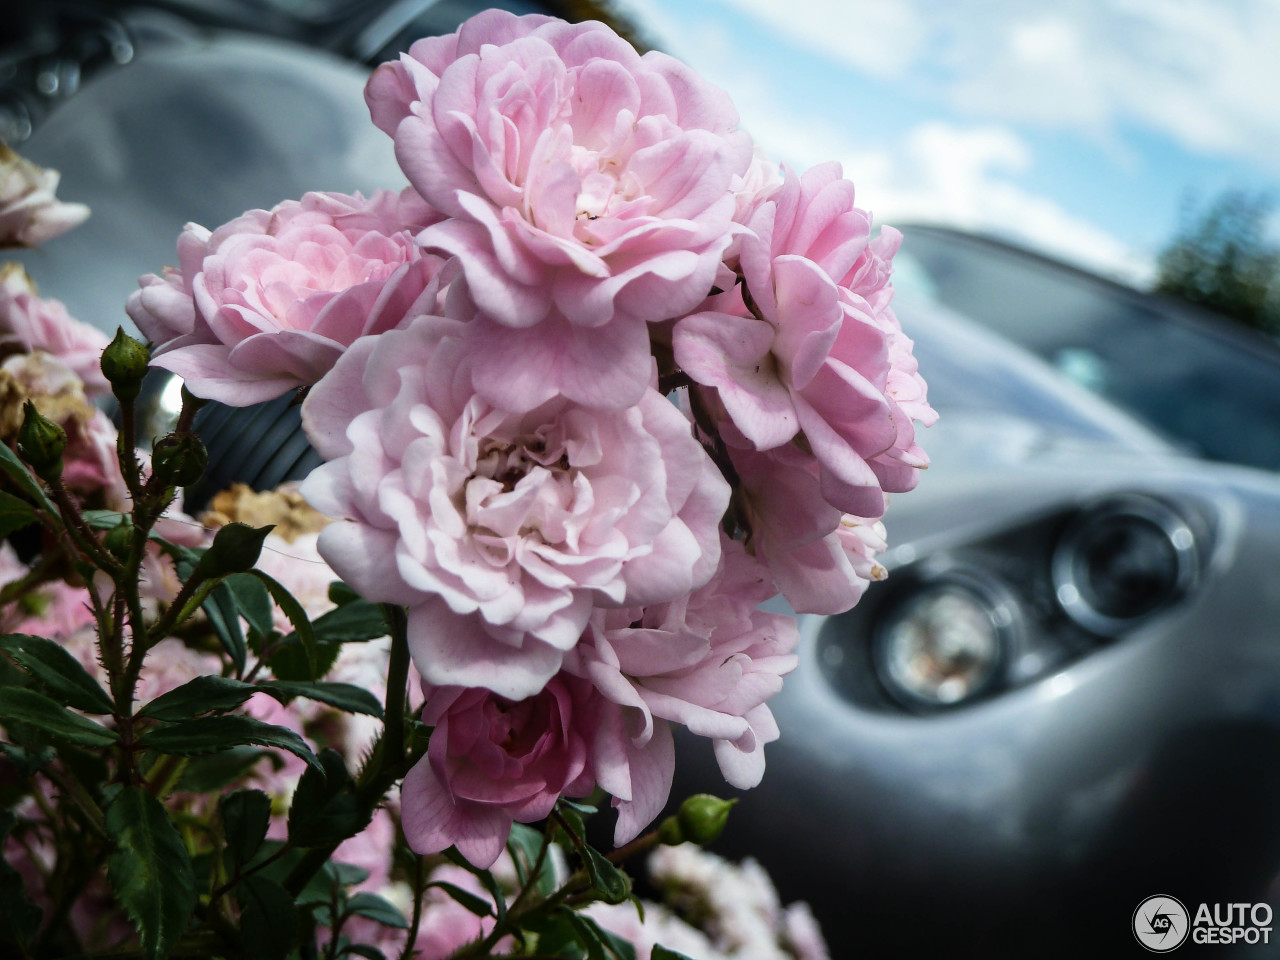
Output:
898 228 1280 472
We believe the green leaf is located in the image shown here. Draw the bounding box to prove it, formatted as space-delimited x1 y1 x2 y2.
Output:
236 875 297 960
138 675 254 722
106 787 197 960
651 946 697 960
425 881 493 918
0 489 37 537
328 581 362 605
202 580 247 674
0 741 55 778
266 638 342 684
225 572 275 643
310 600 388 644
343 945 386 960
248 570 317 679
220 789 272 867
0 686 119 746
507 822 556 897
583 845 631 905
0 809 42 950
139 714 321 772
287 749 371 848
0 440 55 513
346 893 409 929
0 853 43 949
177 747 273 792
0 633 115 714
559 909 637 960
258 681 382 717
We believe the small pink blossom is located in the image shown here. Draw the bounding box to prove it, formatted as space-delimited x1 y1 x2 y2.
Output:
0 264 110 397
674 163 935 519
571 537 798 841
300 315 728 699
400 674 597 867
731 443 889 615
127 188 448 404
0 143 90 248
366 9 754 409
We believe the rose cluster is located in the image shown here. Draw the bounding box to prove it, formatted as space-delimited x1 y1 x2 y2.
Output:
128 10 934 865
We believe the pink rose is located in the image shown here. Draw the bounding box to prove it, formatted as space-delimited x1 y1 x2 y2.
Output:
127 189 448 405
400 675 597 867
0 264 110 397
572 537 798 841
730 443 889 615
0 143 90 248
299 315 728 699
674 163 936 518
366 10 754 410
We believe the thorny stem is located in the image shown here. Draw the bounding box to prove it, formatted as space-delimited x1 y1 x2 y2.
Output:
117 393 144 504
47 474 120 575
400 856 426 960
282 603 412 897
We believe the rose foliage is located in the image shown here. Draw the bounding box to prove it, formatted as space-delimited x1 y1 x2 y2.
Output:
1 10 930 960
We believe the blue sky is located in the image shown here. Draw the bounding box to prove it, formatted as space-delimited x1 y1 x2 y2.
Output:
622 0 1280 284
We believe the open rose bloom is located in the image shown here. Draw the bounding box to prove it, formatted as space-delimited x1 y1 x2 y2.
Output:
133 9 935 865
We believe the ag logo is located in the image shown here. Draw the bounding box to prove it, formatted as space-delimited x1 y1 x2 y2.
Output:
1134 895 1190 952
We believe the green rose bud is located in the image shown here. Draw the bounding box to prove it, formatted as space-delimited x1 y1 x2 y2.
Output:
103 515 134 561
151 432 208 488
196 522 275 579
16 400 66 481
99 327 150 402
674 794 736 846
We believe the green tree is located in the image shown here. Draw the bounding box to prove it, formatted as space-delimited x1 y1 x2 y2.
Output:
1155 189 1280 334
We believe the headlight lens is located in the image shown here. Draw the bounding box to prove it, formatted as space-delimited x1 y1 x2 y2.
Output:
872 576 1015 709
1052 496 1198 635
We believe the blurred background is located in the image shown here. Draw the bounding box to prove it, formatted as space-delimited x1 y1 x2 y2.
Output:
7 1 1280 956
625 0 1280 304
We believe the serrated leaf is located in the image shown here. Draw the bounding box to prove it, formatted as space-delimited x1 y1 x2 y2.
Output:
0 741 55 778
309 600 388 644
0 489 37 537
81 509 126 529
425 880 494 918
583 846 631 905
236 875 297 960
177 746 272 792
287 749 370 848
267 638 342 684
138 675 255 722
328 581 362 605
651 946 697 960
0 854 43 948
346 893 409 929
507 822 556 896
0 686 119 746
0 440 55 513
257 681 382 717
202 580 247 674
247 570 316 679
224 572 275 643
0 633 114 714
220 789 272 867
106 787 196 960
139 714 320 772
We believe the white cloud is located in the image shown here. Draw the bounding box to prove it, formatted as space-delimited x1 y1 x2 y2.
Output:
852 123 1156 285
683 0 1280 170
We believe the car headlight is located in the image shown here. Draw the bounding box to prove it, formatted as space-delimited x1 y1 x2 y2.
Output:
1051 496 1199 635
871 572 1019 710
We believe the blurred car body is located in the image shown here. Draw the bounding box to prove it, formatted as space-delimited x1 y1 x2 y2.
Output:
10 5 1280 957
